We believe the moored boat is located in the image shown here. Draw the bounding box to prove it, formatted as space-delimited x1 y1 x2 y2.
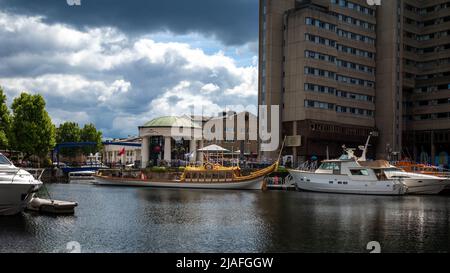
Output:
93 161 278 190
288 132 410 195
0 153 42 215
394 161 450 192
360 161 448 195
289 143 448 195
289 154 408 196
68 170 96 184
394 161 450 178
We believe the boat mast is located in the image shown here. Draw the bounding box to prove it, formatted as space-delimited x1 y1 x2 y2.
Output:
359 131 376 162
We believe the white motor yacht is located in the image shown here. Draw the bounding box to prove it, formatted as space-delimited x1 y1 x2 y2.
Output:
0 153 42 215
289 152 408 195
289 132 448 195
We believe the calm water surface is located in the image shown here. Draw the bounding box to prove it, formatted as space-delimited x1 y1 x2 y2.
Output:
1 183 450 253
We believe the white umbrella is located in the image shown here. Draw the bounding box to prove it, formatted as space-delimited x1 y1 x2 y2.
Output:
197 144 229 165
197 144 229 152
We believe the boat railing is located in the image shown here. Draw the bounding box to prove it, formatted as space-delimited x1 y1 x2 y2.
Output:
391 161 450 177
297 161 318 172
265 174 295 186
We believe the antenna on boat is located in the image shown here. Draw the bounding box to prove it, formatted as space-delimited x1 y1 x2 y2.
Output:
359 131 378 162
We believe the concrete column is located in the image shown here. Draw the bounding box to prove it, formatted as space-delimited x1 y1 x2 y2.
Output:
190 140 197 163
164 136 172 162
141 137 149 168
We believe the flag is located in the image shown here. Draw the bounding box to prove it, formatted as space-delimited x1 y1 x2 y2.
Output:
118 148 126 156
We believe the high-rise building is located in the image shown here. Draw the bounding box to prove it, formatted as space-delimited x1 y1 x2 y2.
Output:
259 0 450 166
402 1 450 167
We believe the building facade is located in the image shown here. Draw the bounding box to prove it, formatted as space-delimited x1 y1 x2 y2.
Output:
103 137 142 167
202 111 259 160
259 0 450 167
402 0 450 167
138 112 259 168
139 116 203 168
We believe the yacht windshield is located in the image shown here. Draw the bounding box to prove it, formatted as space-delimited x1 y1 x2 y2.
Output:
0 154 12 165
319 162 341 171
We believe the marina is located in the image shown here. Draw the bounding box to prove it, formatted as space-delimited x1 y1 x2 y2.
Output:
2 135 450 253
1 0 450 256
2 183 450 253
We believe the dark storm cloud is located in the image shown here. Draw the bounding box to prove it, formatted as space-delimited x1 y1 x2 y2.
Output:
0 0 258 45
0 9 258 138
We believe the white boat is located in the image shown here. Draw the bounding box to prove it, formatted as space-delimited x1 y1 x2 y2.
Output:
0 153 42 215
68 171 96 184
289 132 448 195
374 166 449 195
289 156 408 196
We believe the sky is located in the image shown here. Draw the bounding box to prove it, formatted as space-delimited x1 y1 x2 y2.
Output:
0 0 259 138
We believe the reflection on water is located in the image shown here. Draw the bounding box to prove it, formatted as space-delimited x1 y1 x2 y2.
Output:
1 184 449 253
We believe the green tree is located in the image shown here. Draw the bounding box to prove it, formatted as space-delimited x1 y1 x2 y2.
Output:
10 93 56 159
80 123 103 155
56 122 81 157
0 87 11 149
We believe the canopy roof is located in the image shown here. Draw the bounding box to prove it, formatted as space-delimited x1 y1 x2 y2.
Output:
359 160 394 169
197 144 230 152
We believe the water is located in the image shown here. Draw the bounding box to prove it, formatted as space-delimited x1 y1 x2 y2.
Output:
1 183 450 253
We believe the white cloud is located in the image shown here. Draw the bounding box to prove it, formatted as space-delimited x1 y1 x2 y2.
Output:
49 109 91 127
0 10 258 137
201 83 220 94
0 74 131 105
149 81 223 117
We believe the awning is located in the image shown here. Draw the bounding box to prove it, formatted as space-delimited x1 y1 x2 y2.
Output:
197 145 230 152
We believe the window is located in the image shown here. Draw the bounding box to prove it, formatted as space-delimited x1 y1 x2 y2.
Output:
304 67 335 79
304 100 335 110
337 29 375 44
336 74 374 88
305 50 336 63
336 105 374 117
331 0 375 16
305 17 337 31
304 83 336 95
319 162 341 171
337 44 375 59
333 13 375 30
350 169 370 176
305 33 337 47
0 154 11 165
